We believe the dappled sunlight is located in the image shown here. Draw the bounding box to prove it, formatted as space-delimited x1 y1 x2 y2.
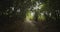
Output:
38 13 46 21
33 2 44 10
17 9 20 12
49 13 51 17
39 4 44 9
26 11 35 20
25 11 35 26
10 7 14 11
31 11 35 16
40 13 44 15
0 0 59 32
25 17 32 23
25 16 35 27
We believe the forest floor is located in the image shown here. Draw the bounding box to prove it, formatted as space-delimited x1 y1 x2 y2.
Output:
23 19 38 32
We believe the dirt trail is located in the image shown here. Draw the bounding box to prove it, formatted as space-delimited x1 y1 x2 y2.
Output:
23 20 38 32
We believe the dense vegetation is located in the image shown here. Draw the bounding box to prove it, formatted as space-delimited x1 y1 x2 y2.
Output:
0 0 60 32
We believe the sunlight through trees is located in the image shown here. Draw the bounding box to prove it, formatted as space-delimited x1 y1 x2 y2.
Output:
0 0 59 32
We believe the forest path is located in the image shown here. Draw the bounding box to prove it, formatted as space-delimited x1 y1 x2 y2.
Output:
23 19 38 32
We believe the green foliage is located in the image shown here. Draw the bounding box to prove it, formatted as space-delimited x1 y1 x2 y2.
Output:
38 13 46 21
0 0 59 32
